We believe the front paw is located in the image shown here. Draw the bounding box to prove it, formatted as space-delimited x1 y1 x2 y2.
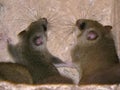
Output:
7 37 12 44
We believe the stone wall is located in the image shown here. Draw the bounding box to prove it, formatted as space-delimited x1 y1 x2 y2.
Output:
0 0 119 89
0 0 115 62
113 0 120 58
0 82 118 90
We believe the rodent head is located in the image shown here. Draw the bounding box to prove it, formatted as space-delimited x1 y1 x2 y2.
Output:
18 18 48 50
75 19 112 46
72 19 117 76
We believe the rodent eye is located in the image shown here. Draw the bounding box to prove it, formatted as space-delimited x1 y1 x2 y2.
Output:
42 24 47 32
79 22 86 30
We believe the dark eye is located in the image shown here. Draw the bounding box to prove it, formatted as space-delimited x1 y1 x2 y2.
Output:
79 22 86 30
42 24 47 31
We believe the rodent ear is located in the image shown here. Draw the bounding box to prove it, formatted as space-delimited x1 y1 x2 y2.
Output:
104 25 112 33
18 30 27 38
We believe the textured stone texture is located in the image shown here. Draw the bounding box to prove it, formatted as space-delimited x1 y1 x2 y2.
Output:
0 0 119 89
0 82 118 90
0 0 114 62
0 0 114 81
113 0 120 59
56 65 80 84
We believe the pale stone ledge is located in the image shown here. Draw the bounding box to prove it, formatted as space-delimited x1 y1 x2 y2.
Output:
0 82 118 90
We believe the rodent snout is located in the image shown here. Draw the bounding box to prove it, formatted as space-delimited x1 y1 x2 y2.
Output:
39 18 48 25
76 19 86 30
40 18 48 31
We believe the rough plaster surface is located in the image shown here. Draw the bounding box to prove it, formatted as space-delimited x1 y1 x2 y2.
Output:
0 82 118 90
114 0 120 58
0 0 113 62
0 0 119 89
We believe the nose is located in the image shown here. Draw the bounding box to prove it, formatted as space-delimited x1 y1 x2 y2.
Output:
76 19 86 30
38 18 48 25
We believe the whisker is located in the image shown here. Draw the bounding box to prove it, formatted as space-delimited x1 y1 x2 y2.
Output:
0 20 10 40
18 2 38 22
13 18 32 23
97 15 104 22
47 12 56 21
112 20 120 30
81 11 86 19
34 4 42 20
61 26 75 31
48 13 60 24
24 5 37 20
19 9 35 22
64 23 75 26
62 26 75 41
47 29 61 41
85 0 95 19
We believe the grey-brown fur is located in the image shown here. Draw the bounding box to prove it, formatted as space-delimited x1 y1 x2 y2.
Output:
0 62 32 84
71 19 120 84
7 18 73 84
